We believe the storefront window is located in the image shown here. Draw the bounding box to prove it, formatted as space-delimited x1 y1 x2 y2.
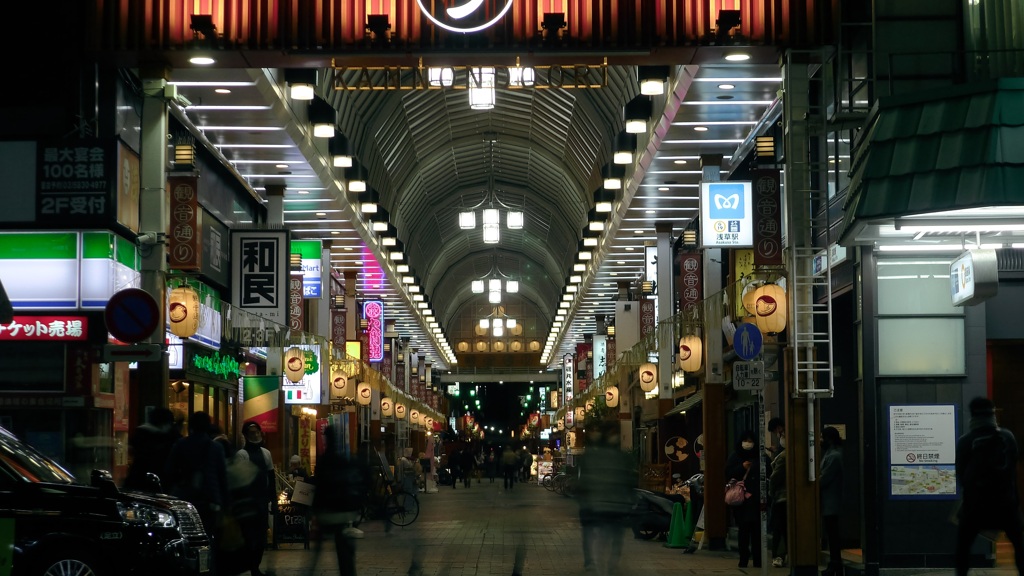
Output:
876 257 965 376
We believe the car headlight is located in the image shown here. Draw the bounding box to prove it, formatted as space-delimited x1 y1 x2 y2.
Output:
118 502 177 528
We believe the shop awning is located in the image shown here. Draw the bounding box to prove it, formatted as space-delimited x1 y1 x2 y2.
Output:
840 78 1024 245
665 390 703 418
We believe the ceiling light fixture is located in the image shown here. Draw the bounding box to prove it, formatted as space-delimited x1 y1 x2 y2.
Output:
508 57 535 87
637 65 670 96
307 96 337 138
458 139 523 243
613 132 637 165
623 95 653 134
284 69 318 100
328 133 354 167
725 53 751 61
345 163 368 192
468 67 496 110
602 163 626 190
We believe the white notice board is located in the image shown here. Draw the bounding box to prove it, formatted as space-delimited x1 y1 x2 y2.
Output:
888 404 958 499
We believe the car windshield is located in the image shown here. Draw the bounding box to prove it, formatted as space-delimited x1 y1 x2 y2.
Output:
0 432 77 484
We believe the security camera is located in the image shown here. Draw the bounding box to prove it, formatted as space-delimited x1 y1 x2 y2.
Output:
137 233 159 245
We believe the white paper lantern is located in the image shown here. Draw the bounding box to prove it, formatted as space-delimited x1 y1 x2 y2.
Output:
356 382 372 406
639 362 657 392
410 409 420 424
284 347 306 383
605 386 619 408
557 418 565 431
585 399 595 412
678 335 703 372
395 403 407 419
753 283 788 334
168 285 200 338
575 406 586 422
381 396 394 417
330 370 351 399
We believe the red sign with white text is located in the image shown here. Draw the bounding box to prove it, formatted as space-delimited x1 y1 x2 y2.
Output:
0 316 89 341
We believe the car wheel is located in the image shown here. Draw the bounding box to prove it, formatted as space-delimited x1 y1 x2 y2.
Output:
42 557 99 576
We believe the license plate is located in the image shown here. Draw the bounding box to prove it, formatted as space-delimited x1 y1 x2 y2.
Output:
197 548 211 573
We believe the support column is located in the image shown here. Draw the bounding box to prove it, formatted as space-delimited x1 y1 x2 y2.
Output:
782 54 822 576
656 222 674 414
265 184 286 378
700 153 728 549
136 65 171 418
345 271 358 343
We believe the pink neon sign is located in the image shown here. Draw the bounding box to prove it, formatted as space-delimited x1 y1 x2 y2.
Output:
363 300 384 362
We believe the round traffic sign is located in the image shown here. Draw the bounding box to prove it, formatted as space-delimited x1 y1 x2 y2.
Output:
734 322 763 361
104 288 160 344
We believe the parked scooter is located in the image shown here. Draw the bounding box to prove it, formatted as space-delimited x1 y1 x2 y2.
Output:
630 473 705 541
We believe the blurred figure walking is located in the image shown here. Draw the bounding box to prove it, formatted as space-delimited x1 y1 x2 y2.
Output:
124 406 178 492
576 423 634 576
310 426 370 576
235 422 276 576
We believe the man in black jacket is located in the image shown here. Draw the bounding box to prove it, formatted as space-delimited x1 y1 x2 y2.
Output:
955 397 1024 576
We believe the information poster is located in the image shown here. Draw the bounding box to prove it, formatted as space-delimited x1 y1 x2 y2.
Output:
888 404 957 499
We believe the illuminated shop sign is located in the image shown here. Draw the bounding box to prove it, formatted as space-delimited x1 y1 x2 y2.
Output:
332 61 609 91
281 344 324 405
290 240 322 298
363 300 384 363
0 316 88 341
415 0 514 33
700 181 753 248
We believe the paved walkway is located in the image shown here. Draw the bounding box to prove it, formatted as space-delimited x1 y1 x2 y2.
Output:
259 478 1015 576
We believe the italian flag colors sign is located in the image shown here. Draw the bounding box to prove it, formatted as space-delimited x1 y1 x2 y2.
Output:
243 375 280 433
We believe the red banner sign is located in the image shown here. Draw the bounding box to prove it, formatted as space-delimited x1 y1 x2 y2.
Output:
677 251 704 315
0 316 89 341
752 170 783 266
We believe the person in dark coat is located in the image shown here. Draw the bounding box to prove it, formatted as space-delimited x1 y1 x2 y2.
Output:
725 429 762 569
820 426 845 576
954 397 1024 576
310 426 370 576
124 406 178 492
485 449 498 483
576 423 635 575
235 421 276 576
163 412 229 536
460 447 476 488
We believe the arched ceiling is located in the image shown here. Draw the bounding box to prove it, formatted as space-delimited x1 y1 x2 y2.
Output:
324 66 641 342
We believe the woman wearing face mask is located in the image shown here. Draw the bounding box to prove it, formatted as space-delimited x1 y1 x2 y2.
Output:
725 429 762 568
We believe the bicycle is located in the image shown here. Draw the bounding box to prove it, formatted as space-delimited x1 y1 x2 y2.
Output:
358 467 420 527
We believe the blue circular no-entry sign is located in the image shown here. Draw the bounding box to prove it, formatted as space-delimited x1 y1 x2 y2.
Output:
734 323 763 361
104 288 160 344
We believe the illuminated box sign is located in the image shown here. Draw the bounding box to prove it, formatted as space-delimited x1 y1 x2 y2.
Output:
231 230 288 325
290 240 323 298
281 344 324 405
0 316 88 341
950 249 998 307
700 181 753 248
364 300 384 362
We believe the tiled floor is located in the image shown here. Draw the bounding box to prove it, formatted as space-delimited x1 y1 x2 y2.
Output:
257 479 1013 576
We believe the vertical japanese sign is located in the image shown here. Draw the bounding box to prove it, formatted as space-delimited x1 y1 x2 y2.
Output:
363 300 384 362
331 307 346 346
562 353 574 427
640 299 656 338
231 230 289 325
167 175 201 270
752 170 783 266
678 251 704 315
592 335 607 380
289 275 304 331
37 139 114 226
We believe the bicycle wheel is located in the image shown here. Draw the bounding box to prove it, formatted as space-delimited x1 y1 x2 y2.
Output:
386 490 420 527
541 474 554 490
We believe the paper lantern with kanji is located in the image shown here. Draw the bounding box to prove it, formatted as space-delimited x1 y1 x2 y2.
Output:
557 417 564 431
355 382 372 405
639 362 658 392
410 409 420 425
574 406 586 423
678 335 703 372
752 283 787 334
585 399 595 413
284 347 306 383
168 285 200 338
604 386 619 408
395 403 407 420
380 396 394 417
741 281 762 316
330 369 351 399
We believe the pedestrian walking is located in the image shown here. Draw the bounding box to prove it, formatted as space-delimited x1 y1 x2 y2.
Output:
124 406 178 492
310 426 370 576
576 423 635 576
460 446 475 488
502 445 519 490
769 432 787 568
486 449 497 483
235 421 276 576
820 426 845 576
725 430 762 569
954 397 1024 576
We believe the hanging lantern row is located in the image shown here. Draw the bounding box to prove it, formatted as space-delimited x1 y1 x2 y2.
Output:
639 362 658 392
381 396 394 417
678 334 703 372
752 283 787 334
168 285 200 338
284 346 306 383
605 385 619 408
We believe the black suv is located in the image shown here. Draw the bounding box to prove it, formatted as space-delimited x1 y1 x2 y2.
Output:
0 427 211 576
